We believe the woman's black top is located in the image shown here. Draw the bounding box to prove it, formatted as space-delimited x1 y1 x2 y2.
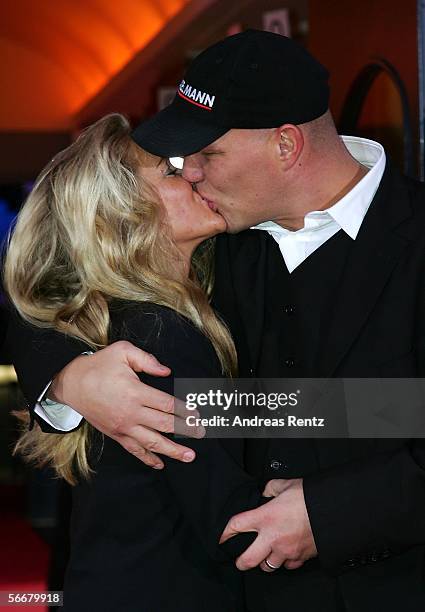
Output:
63 302 262 612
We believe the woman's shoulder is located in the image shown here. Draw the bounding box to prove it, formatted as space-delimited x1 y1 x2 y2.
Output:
109 300 180 338
109 300 202 343
108 300 221 377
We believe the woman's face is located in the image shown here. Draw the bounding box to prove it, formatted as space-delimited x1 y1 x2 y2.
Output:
139 152 227 251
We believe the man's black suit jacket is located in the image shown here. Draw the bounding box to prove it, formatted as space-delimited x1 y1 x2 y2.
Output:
212 163 425 611
6 163 425 611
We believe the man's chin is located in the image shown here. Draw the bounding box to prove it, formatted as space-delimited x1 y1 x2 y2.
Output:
215 209 252 234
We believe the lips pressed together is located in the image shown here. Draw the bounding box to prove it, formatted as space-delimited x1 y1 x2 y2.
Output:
197 190 218 212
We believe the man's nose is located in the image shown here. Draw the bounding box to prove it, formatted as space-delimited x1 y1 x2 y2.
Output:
182 156 204 183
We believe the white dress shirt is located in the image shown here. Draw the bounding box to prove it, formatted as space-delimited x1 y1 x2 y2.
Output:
35 135 386 431
34 375 86 431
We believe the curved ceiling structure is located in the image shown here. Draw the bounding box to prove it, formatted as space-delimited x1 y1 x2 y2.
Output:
0 0 189 130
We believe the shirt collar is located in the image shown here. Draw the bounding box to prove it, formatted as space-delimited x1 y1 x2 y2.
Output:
253 135 386 239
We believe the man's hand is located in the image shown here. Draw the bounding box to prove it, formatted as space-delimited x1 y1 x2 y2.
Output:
49 341 203 469
219 478 317 572
262 478 289 498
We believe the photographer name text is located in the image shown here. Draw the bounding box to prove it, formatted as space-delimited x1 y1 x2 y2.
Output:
186 415 325 428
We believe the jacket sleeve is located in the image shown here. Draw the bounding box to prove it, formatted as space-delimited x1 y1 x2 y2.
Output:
114 305 265 563
5 306 89 433
303 440 425 574
304 232 425 576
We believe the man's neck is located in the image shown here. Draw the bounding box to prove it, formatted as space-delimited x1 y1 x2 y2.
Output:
273 162 369 231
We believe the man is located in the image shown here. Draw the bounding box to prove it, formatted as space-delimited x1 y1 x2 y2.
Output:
7 30 425 611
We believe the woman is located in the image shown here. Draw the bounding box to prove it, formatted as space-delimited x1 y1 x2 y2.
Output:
4 114 264 611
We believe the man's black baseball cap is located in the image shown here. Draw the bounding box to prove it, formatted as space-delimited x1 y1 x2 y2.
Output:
131 29 329 157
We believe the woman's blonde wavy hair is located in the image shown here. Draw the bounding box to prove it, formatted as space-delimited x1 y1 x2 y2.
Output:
3 113 236 485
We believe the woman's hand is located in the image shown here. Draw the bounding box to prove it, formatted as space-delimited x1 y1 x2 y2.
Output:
50 341 204 469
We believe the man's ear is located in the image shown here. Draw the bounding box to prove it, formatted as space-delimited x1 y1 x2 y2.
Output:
276 124 304 168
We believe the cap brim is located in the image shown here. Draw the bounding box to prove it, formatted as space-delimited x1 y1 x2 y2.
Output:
131 103 229 157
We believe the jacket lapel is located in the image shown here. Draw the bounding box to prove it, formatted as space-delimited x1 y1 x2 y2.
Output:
319 164 414 377
228 230 268 371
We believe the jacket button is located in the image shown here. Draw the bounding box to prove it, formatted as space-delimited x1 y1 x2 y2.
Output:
284 358 295 368
270 459 283 470
283 304 296 315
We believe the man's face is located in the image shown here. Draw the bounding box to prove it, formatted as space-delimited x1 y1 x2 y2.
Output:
181 129 284 233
